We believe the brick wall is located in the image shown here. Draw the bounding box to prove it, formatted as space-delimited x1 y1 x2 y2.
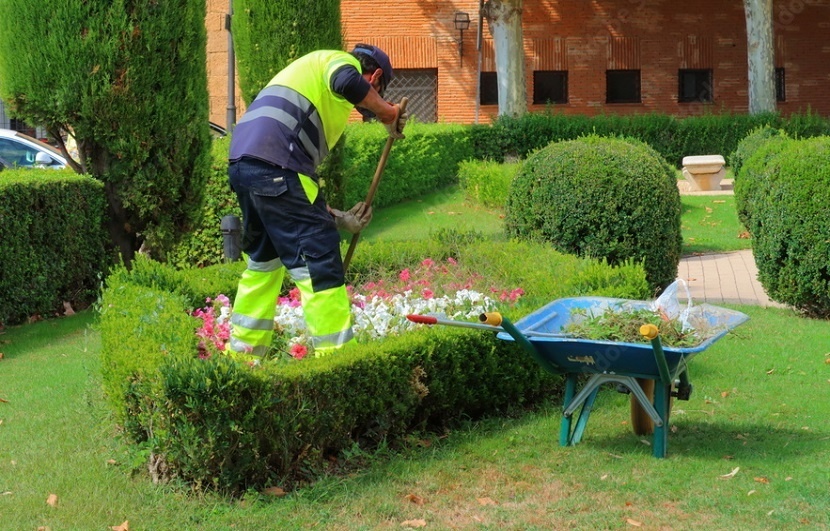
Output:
207 1 830 125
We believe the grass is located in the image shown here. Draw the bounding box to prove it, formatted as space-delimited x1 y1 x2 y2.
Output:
680 195 751 255
363 184 751 256
3 184 828 529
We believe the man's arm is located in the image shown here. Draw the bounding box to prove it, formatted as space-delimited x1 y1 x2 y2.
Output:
330 65 399 124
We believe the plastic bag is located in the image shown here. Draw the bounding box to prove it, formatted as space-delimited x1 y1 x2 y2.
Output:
650 278 693 330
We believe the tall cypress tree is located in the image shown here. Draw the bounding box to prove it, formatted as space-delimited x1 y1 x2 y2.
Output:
0 0 212 266
232 0 343 105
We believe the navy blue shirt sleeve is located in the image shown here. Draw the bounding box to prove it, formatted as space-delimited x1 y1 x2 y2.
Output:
330 65 371 105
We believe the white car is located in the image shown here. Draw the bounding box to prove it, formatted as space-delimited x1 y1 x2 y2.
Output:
0 128 68 169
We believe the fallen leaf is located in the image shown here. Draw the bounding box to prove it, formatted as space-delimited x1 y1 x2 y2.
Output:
721 391 730 398
713 200 726 204
785 476 793 481
720 467 740 479
600 474 609 480
738 231 751 239
106 459 118 466
46 493 58 507
0 397 8 403
640 439 651 446
626 518 643 527
825 358 830 365
405 493 425 505
262 486 286 497
754 477 770 484
0 353 4 360
747 489 756 496
767 509 775 516
401 519 427 528
766 369 775 375
110 521 129 531
2 491 12 496
477 497 497 506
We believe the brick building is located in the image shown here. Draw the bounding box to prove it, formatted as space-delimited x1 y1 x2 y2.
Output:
206 0 830 128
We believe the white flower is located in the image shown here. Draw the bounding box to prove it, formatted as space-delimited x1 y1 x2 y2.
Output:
273 290 498 345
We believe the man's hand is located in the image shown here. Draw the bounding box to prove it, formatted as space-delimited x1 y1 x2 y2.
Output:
384 104 408 139
331 202 373 234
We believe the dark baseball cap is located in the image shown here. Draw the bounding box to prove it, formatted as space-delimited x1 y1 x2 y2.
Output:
352 43 394 87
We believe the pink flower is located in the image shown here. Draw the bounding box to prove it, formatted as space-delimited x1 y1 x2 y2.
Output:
399 268 411 282
422 288 434 299
421 258 434 268
290 344 308 360
447 257 458 266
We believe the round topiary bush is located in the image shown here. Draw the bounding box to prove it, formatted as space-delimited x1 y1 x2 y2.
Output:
731 127 792 230
746 136 830 317
505 135 682 291
728 125 788 177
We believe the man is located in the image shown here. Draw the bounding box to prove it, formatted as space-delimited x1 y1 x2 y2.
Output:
227 44 406 362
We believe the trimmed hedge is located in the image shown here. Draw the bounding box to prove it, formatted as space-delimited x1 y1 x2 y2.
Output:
0 169 110 325
737 137 830 317
470 110 830 167
458 159 520 208
322 120 475 209
99 238 649 492
505 135 682 291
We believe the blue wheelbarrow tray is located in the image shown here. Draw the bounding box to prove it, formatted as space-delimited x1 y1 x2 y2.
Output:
495 296 749 458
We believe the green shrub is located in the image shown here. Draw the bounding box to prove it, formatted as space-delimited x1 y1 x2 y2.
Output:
0 170 110 325
733 134 794 230
729 125 788 177
167 138 241 269
324 121 474 209
505 135 681 291
469 111 799 167
745 137 830 317
458 159 520 207
99 239 650 492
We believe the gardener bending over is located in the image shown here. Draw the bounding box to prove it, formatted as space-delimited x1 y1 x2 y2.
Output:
227 44 407 361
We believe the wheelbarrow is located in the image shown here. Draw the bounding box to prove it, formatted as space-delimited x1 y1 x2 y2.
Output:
407 296 749 458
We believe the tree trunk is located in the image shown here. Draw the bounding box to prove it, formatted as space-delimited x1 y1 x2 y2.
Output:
744 0 776 114
482 0 527 117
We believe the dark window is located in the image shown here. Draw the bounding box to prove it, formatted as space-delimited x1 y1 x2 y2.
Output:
678 69 713 103
606 70 641 103
480 72 498 106
533 71 568 105
775 67 786 102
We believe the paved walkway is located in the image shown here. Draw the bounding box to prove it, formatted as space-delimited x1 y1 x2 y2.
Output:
677 178 786 308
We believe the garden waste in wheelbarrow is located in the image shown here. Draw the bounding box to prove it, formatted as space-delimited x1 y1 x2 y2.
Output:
407 296 749 458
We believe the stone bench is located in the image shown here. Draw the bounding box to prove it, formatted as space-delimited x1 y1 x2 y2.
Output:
682 154 726 191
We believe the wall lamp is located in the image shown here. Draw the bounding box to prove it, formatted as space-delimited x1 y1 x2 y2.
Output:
454 11 471 63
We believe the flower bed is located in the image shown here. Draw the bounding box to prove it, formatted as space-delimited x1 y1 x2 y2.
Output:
194 257 525 362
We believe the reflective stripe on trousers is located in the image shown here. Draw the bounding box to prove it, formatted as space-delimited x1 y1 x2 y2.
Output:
229 258 355 355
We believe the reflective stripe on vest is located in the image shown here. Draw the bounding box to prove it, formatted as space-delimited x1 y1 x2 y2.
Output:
235 86 327 169
228 51 359 175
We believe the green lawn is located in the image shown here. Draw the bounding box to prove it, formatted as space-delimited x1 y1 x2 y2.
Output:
3 185 827 530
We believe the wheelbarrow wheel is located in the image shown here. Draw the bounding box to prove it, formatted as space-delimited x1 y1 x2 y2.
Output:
630 378 673 436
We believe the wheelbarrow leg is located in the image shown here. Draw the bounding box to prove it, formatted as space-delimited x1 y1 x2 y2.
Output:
569 387 599 445
652 382 671 458
559 374 578 446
